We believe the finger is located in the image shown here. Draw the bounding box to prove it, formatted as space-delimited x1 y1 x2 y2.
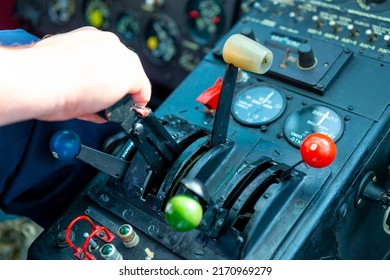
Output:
77 114 107 124
130 74 152 107
69 26 99 33
128 57 152 107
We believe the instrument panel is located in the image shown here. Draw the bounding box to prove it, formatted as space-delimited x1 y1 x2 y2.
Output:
15 0 241 107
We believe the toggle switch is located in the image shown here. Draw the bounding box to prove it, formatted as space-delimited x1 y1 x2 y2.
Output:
312 15 325 28
365 29 378 42
348 24 360 37
384 34 390 47
329 20 342 33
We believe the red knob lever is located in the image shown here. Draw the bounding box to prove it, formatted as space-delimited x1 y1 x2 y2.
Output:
300 133 337 168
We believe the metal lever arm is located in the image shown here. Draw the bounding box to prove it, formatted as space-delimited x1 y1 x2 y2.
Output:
127 109 182 177
210 64 238 148
209 34 273 148
100 95 183 177
50 130 129 179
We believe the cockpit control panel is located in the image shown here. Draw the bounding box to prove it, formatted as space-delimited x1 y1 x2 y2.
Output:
17 0 390 260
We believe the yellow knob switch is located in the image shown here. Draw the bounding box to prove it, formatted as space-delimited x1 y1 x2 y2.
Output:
88 10 104 28
146 36 159 51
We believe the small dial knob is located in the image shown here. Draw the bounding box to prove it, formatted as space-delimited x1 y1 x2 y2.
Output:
50 130 81 160
300 133 337 168
297 43 317 69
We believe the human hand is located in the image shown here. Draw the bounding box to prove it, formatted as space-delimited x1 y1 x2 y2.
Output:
0 27 151 125
37 27 151 123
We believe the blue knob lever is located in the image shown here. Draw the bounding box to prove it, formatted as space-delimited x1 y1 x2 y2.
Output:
50 130 81 160
50 130 129 179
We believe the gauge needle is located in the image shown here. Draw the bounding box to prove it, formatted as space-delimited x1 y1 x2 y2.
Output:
317 111 329 126
261 91 275 106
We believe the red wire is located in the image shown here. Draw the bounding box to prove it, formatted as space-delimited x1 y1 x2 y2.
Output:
65 215 115 260
65 215 98 260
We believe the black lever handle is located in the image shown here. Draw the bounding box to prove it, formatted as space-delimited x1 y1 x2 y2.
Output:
100 95 182 177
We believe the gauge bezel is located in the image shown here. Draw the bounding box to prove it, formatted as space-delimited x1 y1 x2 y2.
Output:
84 0 111 29
48 0 76 24
143 14 181 65
283 104 345 148
231 84 287 127
185 0 225 45
115 12 140 42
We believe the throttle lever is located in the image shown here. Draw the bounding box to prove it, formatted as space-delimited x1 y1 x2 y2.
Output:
50 130 129 179
102 95 182 177
50 94 181 179
98 95 137 132
210 34 273 148
126 108 183 177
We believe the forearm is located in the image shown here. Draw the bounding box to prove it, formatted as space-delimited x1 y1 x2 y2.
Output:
0 45 71 126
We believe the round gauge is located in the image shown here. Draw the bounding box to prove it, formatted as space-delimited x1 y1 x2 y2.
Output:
116 13 140 42
356 0 390 12
232 85 286 127
186 0 225 45
283 104 344 148
84 0 111 29
144 15 179 64
48 0 76 24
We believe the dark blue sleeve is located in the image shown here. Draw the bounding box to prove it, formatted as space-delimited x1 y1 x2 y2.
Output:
0 29 39 46
0 30 122 227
